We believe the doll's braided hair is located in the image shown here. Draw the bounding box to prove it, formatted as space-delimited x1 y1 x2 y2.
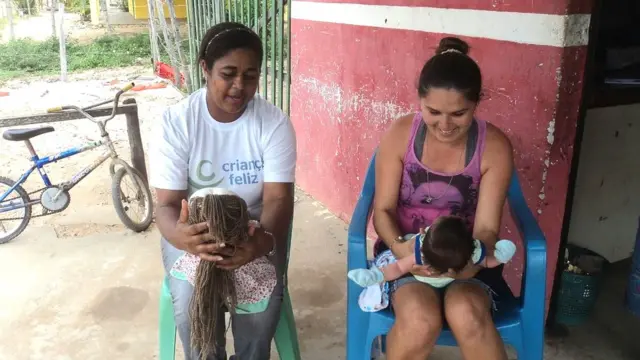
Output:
188 193 250 359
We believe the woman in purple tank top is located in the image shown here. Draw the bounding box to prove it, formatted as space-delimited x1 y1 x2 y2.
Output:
373 37 514 360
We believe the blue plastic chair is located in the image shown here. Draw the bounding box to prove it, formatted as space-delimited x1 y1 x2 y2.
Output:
346 152 547 360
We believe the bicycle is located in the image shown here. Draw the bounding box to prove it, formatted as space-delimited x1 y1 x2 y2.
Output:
0 83 154 244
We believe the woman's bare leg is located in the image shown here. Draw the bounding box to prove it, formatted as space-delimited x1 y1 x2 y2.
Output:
444 282 507 360
387 282 442 360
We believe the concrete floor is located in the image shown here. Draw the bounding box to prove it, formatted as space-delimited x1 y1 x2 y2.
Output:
0 182 351 359
1 184 639 360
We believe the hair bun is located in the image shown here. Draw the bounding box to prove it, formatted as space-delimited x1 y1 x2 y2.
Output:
435 37 470 56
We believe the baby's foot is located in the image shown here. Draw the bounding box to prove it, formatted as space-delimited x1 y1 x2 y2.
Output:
494 240 517 263
348 266 384 287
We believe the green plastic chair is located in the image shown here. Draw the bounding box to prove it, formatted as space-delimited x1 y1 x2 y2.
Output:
158 229 302 360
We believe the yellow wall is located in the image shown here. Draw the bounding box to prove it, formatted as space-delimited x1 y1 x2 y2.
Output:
128 0 187 20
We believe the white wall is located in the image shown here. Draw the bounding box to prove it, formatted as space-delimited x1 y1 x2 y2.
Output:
568 104 640 262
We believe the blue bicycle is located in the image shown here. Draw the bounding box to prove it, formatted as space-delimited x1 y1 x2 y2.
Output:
0 83 154 244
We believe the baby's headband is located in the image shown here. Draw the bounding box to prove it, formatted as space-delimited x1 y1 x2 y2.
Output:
204 27 257 56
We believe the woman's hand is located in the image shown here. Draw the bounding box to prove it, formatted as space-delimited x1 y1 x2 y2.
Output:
410 264 436 277
213 226 272 271
390 236 415 259
173 199 225 262
450 264 480 280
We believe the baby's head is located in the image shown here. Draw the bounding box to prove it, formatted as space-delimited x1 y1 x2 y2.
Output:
421 216 474 274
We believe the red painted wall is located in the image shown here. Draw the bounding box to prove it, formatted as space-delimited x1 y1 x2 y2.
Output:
290 1 590 308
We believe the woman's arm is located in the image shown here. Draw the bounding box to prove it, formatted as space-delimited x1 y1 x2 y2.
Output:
149 109 218 259
155 189 188 246
373 115 414 258
473 124 514 253
258 183 295 268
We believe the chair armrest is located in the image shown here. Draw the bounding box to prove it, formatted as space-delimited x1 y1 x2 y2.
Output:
507 172 547 312
347 193 374 271
347 152 377 271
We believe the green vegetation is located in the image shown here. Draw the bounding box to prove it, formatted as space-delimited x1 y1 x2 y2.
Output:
0 34 152 81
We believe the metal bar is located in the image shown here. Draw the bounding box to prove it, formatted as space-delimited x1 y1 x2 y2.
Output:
270 0 276 104
186 0 197 92
253 0 258 32
146 0 161 65
241 0 245 24
261 0 267 98
0 103 139 128
65 151 111 191
286 0 291 115
197 0 206 87
233 0 238 22
277 0 284 110
208 0 213 27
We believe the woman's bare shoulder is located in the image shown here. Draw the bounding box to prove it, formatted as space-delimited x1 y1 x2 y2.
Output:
482 122 514 172
380 113 415 153
485 122 512 151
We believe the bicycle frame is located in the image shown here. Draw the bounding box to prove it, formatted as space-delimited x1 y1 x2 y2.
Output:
0 138 117 213
0 82 134 214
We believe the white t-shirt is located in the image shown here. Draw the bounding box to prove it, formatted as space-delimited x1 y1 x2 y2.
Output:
148 88 297 219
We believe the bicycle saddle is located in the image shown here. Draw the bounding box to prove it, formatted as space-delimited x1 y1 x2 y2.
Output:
2 126 55 141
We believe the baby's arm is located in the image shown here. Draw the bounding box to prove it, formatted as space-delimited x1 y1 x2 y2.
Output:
381 255 416 281
347 255 417 287
474 239 517 268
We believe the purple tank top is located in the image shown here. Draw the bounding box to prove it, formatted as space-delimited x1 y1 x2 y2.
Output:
375 113 487 254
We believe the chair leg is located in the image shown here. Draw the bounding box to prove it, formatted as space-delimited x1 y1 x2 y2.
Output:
346 283 372 360
274 287 302 360
159 278 177 360
520 339 544 360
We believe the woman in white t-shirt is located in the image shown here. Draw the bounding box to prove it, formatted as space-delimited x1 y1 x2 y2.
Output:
149 22 297 360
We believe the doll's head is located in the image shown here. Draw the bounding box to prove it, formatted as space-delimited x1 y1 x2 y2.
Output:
421 216 475 274
188 187 250 248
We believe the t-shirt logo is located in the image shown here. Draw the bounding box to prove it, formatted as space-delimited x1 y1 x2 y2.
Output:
188 159 264 191
188 160 225 190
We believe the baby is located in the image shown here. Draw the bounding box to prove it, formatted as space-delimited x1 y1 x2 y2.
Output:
348 216 516 311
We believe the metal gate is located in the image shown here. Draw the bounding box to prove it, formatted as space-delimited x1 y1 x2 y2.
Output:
186 0 291 114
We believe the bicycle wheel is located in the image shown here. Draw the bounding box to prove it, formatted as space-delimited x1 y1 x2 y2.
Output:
0 176 32 244
111 167 153 232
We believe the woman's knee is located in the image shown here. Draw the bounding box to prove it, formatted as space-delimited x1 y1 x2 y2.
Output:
444 283 493 339
392 283 443 344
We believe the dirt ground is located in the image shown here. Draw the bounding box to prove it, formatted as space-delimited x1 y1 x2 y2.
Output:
0 67 636 360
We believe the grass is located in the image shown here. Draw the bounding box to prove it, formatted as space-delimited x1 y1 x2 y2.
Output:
0 33 153 81
0 29 283 84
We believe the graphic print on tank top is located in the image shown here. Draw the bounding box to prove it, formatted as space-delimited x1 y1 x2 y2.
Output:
395 115 485 235
398 165 479 234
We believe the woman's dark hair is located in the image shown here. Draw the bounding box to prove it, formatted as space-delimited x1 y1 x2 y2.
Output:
421 216 475 273
198 22 263 71
417 37 482 103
